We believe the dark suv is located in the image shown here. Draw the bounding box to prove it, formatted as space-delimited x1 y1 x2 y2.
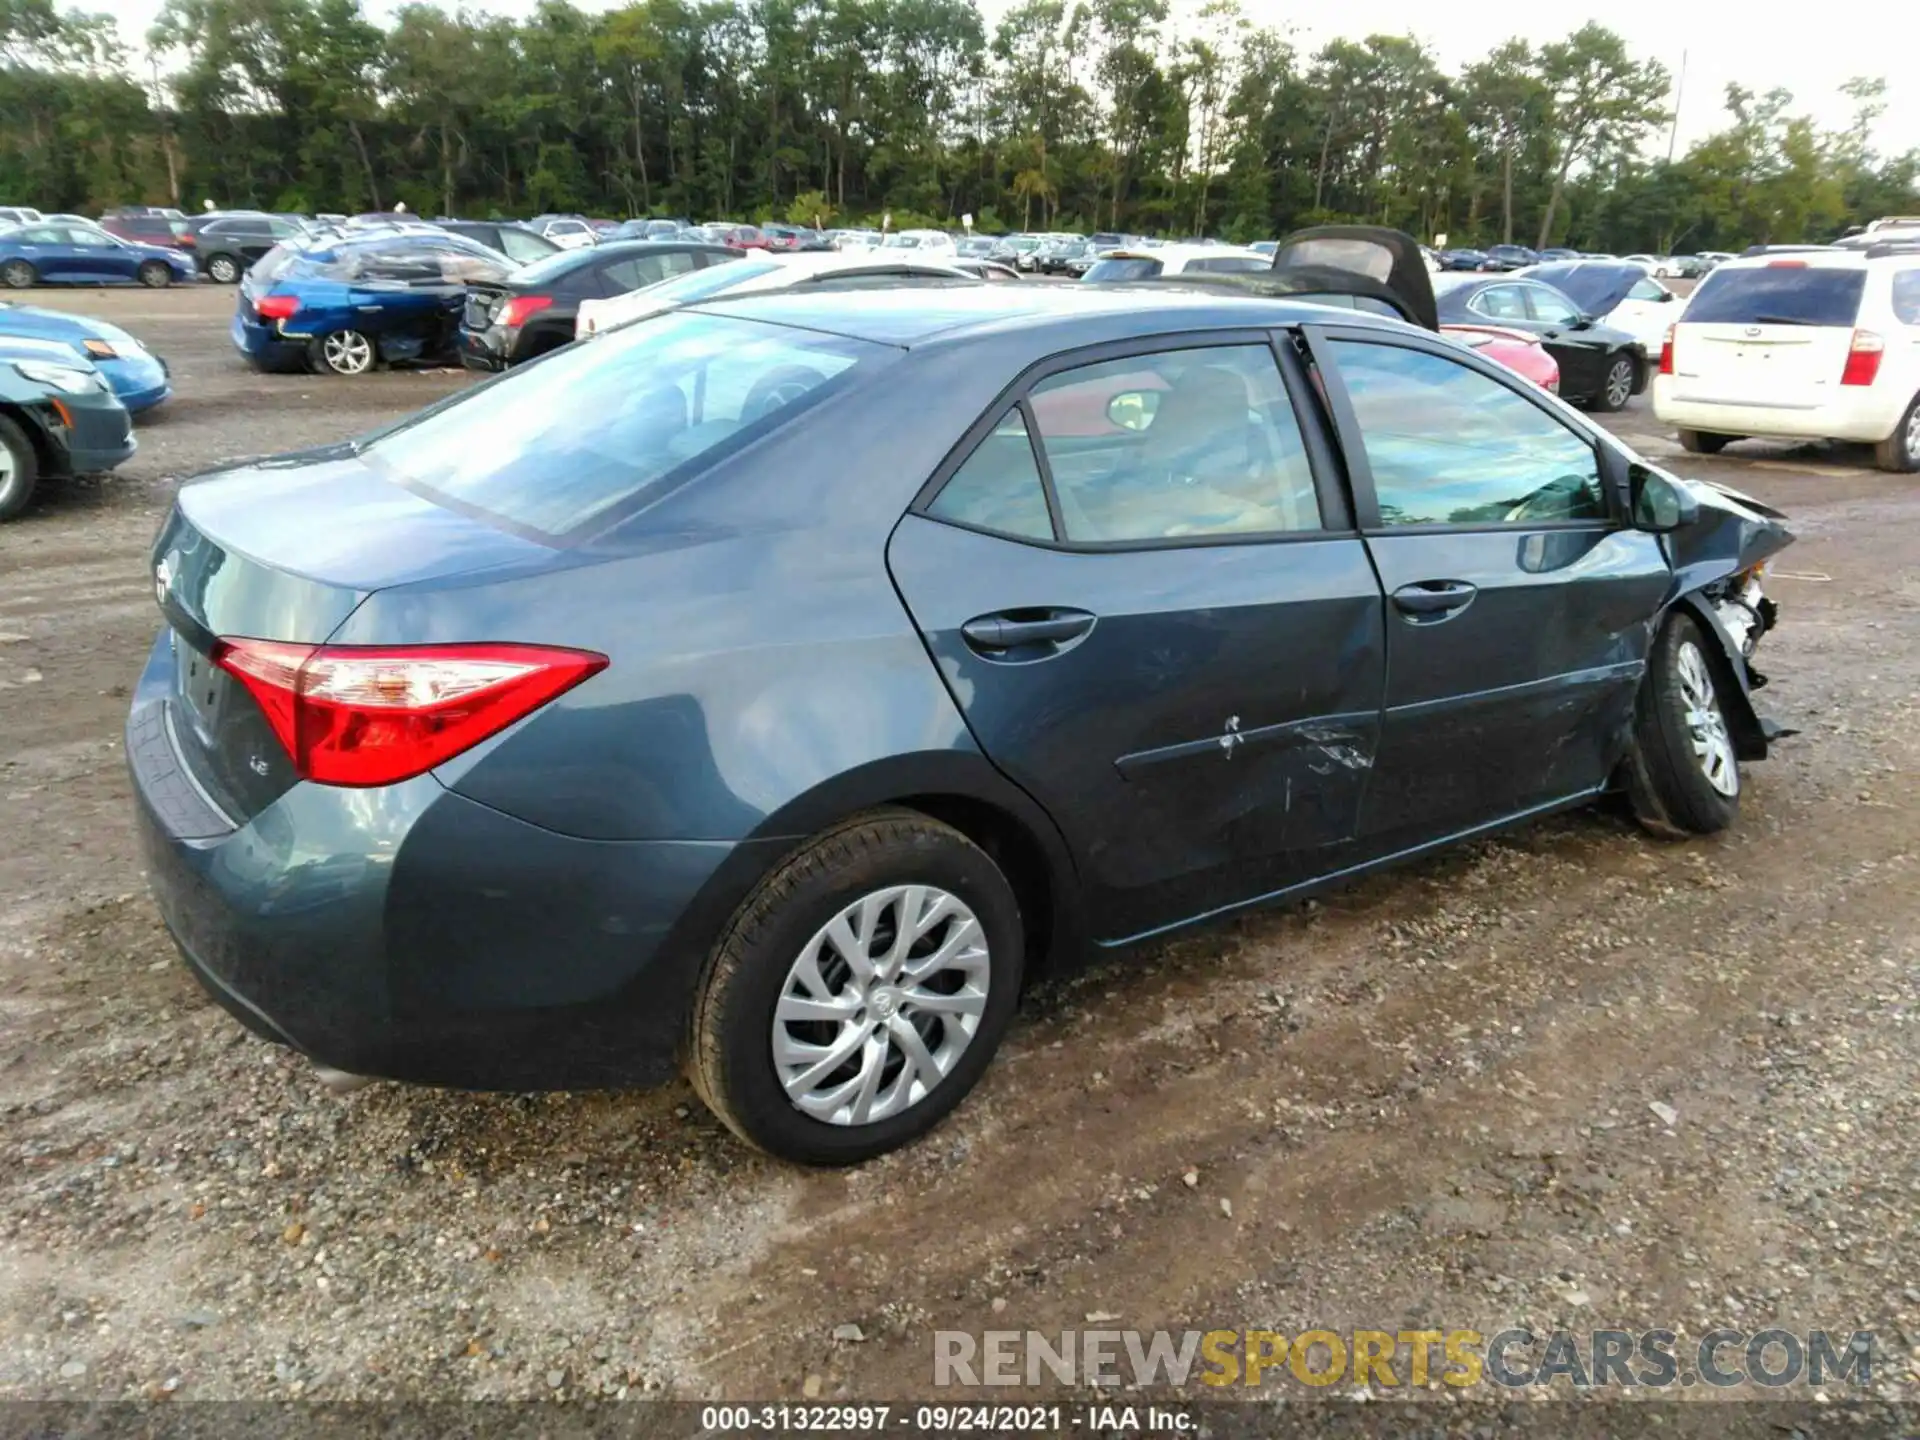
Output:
186 214 310 284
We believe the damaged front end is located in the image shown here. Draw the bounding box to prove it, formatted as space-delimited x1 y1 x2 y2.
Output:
1660 472 1798 760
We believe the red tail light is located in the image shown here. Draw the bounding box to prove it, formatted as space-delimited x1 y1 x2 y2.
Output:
177 233 196 247
1658 324 1675 376
1841 329 1884 386
212 639 607 787
497 294 553 329
255 294 299 321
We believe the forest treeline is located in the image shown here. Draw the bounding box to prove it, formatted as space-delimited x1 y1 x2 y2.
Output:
2 0 1915 251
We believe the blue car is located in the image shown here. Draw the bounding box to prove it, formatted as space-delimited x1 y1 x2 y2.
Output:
0 221 196 290
0 335 135 519
234 231 516 374
0 300 172 413
131 264 1797 1164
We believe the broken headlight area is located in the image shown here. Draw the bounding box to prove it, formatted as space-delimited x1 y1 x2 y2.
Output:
1705 564 1776 663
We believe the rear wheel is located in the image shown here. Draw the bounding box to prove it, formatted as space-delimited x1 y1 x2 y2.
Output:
205 253 242 285
313 329 375 376
1873 394 1920 474
688 809 1024 1165
1678 429 1735 455
137 260 172 289
1 259 36 289
1626 614 1741 837
0 415 42 522
1592 354 1637 412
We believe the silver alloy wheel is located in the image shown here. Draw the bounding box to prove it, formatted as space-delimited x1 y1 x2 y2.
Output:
321 330 374 375
1906 403 1920 464
208 255 239 283
0 435 17 496
1676 640 1738 797
772 884 991 1127
1605 359 1634 408
2 260 33 289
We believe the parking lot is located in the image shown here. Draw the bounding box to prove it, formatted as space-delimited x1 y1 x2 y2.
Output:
2 283 1917 1410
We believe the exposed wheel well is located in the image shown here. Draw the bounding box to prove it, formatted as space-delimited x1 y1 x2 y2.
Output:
892 792 1059 979
0 403 62 476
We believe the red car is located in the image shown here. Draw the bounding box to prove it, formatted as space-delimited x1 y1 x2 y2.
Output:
1442 323 1560 394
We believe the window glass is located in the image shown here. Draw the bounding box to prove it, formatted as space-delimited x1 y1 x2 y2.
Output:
928 410 1054 541
1891 270 1920 326
16 226 63 244
1329 341 1606 527
497 228 557 264
1025 346 1321 542
363 312 883 539
1186 255 1269 274
1525 285 1582 324
1470 286 1530 321
1083 257 1162 282
1684 266 1866 326
1627 277 1665 302
603 252 698 291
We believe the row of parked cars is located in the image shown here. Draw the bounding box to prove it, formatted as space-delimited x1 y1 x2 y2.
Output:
1438 244 1730 278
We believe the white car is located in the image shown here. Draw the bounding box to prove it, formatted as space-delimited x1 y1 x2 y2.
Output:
1521 259 1685 351
1080 243 1271 281
535 217 599 251
1653 247 1920 472
1624 253 1678 279
880 229 957 256
575 250 977 339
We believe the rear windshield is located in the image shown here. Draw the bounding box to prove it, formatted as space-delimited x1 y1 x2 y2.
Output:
511 247 600 285
1185 255 1268 274
1084 257 1162 281
359 312 889 539
1684 266 1867 326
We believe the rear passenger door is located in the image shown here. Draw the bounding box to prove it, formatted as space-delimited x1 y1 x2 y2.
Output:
599 250 702 295
888 333 1387 941
1308 326 1671 844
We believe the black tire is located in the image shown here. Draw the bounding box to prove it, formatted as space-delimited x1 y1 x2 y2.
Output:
1873 393 1920 474
1678 429 1734 455
1 259 37 289
205 253 242 285
1591 353 1638 413
0 414 42 522
688 809 1024 1165
137 260 172 289
1626 614 1742 837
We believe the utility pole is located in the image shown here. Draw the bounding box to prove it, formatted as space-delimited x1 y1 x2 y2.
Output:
1666 49 1687 163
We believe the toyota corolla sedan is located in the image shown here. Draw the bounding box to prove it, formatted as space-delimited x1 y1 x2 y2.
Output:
129 281 1794 1165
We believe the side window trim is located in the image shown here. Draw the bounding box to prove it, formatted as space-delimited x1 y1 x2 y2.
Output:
1303 322 1621 534
912 327 1350 552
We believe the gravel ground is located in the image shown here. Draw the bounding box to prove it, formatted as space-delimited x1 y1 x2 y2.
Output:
1 285 1916 1421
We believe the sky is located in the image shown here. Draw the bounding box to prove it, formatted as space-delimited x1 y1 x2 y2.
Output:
102 0 1919 159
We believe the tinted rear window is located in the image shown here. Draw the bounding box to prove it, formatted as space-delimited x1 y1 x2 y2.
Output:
1684 266 1866 326
511 247 601 285
360 312 888 539
1084 257 1162 281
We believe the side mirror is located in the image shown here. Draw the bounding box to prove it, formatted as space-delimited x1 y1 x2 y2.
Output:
1571 315 1595 331
1657 290 1676 303
1107 390 1160 432
1630 466 1699 532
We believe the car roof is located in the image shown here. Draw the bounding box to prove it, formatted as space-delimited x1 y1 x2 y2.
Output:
1713 249 1883 271
1109 242 1264 264
695 280 1411 348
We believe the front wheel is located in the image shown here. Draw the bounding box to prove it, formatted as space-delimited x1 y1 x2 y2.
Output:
1592 354 1638 412
1678 429 1735 455
1873 394 1920 474
688 810 1024 1165
205 253 242 285
1626 614 1741 837
0 414 42 521
137 260 172 289
1 259 37 289
312 329 375 376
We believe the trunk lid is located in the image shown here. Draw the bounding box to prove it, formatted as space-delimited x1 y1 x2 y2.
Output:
150 452 561 823
1670 263 1866 407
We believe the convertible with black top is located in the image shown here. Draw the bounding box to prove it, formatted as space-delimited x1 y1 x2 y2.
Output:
128 227 1794 1164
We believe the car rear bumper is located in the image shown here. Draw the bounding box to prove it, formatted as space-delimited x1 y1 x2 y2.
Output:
101 356 170 412
230 313 308 373
1653 379 1905 444
127 627 781 1090
458 327 510 371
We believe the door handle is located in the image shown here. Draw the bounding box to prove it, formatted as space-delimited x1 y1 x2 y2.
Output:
961 609 1095 652
1391 580 1477 616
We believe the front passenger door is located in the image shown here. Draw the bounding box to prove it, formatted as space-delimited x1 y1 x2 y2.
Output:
1311 330 1671 846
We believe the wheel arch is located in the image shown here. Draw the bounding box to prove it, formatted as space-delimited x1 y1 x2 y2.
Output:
0 400 65 477
1665 591 1769 761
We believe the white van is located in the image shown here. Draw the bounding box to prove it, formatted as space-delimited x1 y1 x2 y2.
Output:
1652 246 1920 471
